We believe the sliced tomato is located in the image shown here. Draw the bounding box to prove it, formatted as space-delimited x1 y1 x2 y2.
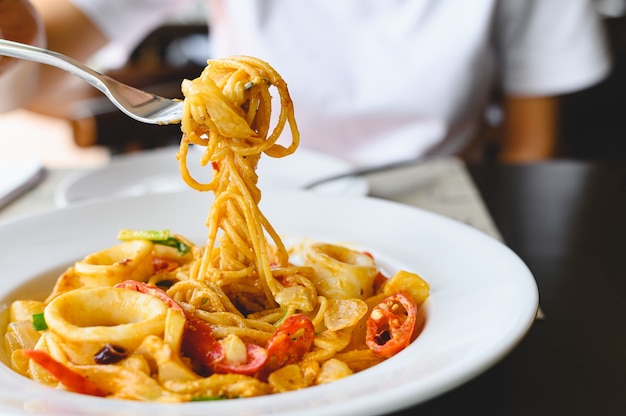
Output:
212 343 268 375
183 314 269 375
115 280 269 376
365 292 417 358
180 314 224 371
23 349 106 397
263 313 314 375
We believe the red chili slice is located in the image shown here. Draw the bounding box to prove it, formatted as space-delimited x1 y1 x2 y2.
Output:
365 292 417 358
23 349 106 397
263 313 314 376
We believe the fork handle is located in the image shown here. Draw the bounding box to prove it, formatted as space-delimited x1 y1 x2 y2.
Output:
0 39 109 96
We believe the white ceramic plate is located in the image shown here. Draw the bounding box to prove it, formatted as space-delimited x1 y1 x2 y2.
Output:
0 190 538 415
54 146 369 207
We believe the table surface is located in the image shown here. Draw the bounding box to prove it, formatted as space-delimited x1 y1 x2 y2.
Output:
1 157 625 416
397 160 626 416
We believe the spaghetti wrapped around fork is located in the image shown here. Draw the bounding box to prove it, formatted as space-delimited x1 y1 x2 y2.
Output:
175 55 314 316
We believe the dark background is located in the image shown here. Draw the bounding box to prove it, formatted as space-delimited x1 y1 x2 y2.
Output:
559 13 626 160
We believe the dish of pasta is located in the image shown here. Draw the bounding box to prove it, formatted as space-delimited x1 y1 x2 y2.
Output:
0 190 538 415
4 56 429 402
0 56 538 415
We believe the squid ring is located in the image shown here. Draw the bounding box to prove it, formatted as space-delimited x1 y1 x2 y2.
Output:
304 243 377 300
44 286 170 363
74 240 154 287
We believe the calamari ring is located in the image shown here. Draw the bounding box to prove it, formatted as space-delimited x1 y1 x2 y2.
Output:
74 240 154 287
304 243 377 300
44 287 170 364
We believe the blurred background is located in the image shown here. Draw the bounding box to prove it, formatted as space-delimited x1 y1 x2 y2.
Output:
1 0 626 168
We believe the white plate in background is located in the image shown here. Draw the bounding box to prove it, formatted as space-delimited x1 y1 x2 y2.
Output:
54 146 368 207
0 190 538 416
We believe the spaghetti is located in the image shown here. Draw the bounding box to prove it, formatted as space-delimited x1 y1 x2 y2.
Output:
176 56 304 316
3 56 430 401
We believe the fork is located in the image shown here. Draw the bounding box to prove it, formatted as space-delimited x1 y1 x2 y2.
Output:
0 39 183 125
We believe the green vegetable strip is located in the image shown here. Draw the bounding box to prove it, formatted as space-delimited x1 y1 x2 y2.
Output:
117 229 171 241
31 313 48 331
158 237 191 255
117 229 191 255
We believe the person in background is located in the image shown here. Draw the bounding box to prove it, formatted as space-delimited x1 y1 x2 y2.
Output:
9 0 613 166
0 0 44 112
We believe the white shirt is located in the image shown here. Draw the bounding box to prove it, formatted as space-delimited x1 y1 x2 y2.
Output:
72 0 610 166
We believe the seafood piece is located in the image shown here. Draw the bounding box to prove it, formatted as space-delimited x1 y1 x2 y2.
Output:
44 286 169 363
74 240 154 286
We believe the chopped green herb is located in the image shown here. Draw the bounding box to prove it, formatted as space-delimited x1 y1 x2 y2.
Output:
157 237 191 256
31 312 47 331
117 229 191 255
